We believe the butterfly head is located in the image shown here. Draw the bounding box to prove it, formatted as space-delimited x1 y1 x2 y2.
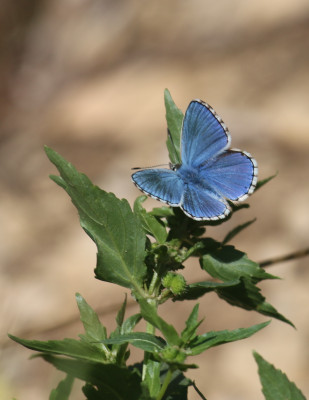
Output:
169 162 181 172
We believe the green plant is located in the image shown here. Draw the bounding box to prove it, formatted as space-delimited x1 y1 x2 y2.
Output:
9 90 306 399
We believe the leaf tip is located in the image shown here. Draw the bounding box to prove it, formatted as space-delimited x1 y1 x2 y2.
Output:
164 88 171 98
75 292 83 302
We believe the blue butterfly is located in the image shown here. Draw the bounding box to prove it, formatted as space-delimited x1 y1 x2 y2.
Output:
132 100 258 220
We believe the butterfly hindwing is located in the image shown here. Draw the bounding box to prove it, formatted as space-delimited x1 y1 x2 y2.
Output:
199 150 258 201
132 169 183 205
181 100 230 168
181 182 230 220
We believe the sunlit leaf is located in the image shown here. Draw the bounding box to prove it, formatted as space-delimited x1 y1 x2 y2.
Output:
45 146 147 290
254 352 306 400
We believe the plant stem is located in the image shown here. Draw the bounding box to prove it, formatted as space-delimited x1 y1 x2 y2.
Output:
259 247 309 267
156 368 173 400
143 273 160 380
149 270 160 295
192 380 208 399
142 312 156 380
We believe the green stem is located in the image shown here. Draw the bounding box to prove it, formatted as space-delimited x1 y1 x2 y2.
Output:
156 368 173 400
180 241 204 262
142 312 157 380
158 288 172 304
149 270 160 295
143 272 161 380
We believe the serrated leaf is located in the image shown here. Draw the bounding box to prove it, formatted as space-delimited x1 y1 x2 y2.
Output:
102 332 166 352
9 335 107 363
45 146 147 290
42 355 142 400
255 173 277 191
222 219 256 245
216 277 294 326
49 374 74 400
253 352 306 400
164 89 183 165
138 299 181 345
201 246 277 282
76 293 107 342
134 196 168 243
189 321 270 355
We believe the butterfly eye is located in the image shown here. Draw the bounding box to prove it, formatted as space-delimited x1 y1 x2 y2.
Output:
169 163 181 171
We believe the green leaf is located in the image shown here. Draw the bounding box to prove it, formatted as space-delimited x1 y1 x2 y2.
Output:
199 246 293 325
177 280 240 300
9 335 108 363
121 314 142 334
143 359 161 398
49 374 74 400
102 332 166 352
181 304 203 343
111 308 142 366
222 219 256 245
189 321 270 355
229 201 250 214
216 277 294 326
150 206 175 218
253 352 306 400
164 89 183 165
134 196 168 243
255 173 277 191
42 355 143 400
76 293 107 342
115 295 127 328
45 146 147 290
138 299 181 345
201 246 277 282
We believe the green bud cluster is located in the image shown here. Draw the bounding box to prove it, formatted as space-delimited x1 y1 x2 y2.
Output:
162 272 187 295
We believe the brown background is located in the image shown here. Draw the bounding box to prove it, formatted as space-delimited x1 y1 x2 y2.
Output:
1 1 309 399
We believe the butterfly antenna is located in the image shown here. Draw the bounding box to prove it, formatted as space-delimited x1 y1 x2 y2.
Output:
131 164 168 170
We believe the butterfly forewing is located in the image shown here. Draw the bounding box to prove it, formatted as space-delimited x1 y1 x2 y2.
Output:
181 101 231 168
132 169 183 206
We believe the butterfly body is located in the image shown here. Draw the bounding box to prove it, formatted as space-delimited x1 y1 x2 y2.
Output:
176 164 201 186
132 100 257 221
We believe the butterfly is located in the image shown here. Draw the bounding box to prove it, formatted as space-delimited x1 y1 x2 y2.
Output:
132 100 258 220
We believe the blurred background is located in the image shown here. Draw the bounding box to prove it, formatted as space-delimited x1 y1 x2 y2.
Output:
1 0 309 399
